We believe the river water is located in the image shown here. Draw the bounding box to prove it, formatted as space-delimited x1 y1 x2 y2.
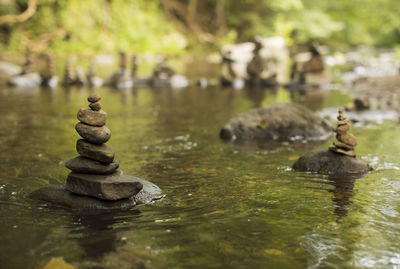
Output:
0 81 399 268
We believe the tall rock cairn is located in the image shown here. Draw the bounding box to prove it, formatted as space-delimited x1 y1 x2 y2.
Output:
329 107 357 157
66 93 117 173
65 94 143 201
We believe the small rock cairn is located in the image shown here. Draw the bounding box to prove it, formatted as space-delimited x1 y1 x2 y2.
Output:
65 93 143 200
329 107 357 157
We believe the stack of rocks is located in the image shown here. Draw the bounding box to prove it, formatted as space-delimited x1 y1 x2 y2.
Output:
329 107 357 157
62 59 75 86
292 106 370 176
65 93 143 200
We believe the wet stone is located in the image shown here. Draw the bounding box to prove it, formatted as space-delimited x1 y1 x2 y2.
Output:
65 156 119 174
76 139 114 163
29 178 163 213
88 93 101 103
293 150 370 176
29 184 137 213
75 122 111 144
66 172 143 201
89 102 101 111
77 108 106 126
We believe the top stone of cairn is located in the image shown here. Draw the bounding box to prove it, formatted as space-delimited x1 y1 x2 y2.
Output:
88 93 101 103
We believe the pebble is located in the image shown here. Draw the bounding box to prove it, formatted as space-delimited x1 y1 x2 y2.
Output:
88 93 101 103
89 102 101 111
75 122 111 144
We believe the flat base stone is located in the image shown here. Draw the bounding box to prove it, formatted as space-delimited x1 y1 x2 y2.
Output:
29 176 164 213
66 172 143 200
293 150 371 176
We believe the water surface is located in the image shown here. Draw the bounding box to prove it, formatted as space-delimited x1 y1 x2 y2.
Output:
0 83 399 269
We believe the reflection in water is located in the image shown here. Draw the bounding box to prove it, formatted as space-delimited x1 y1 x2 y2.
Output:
328 175 357 220
70 210 141 260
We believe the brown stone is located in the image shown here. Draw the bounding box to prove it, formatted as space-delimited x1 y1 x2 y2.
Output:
75 122 111 144
65 156 119 174
77 108 106 126
337 133 357 147
335 124 350 134
329 146 356 157
337 120 349 126
76 139 114 163
66 172 143 200
333 140 354 150
88 93 101 103
89 102 101 111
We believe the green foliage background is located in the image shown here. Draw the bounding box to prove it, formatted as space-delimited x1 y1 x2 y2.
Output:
1 0 400 56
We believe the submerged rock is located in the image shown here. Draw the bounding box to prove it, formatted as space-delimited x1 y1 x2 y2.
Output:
29 177 164 213
220 103 333 143
292 150 370 176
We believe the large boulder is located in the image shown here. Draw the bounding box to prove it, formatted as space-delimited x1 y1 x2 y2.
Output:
292 150 371 176
29 176 164 213
220 103 333 143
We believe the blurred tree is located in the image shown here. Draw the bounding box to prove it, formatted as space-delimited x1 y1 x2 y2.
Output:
1 0 400 56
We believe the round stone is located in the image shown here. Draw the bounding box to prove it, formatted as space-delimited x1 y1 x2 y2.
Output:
76 139 115 163
75 122 111 144
89 102 101 111
335 124 350 134
77 108 107 126
65 156 119 174
88 93 101 103
337 133 357 147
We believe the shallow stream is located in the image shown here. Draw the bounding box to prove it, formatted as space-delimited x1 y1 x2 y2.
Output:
0 81 399 268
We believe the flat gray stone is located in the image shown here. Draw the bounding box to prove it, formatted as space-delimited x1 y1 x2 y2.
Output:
292 150 371 176
66 172 143 200
76 139 114 163
29 177 164 213
220 103 333 144
65 156 119 174
77 108 107 126
75 122 111 144
29 184 137 213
